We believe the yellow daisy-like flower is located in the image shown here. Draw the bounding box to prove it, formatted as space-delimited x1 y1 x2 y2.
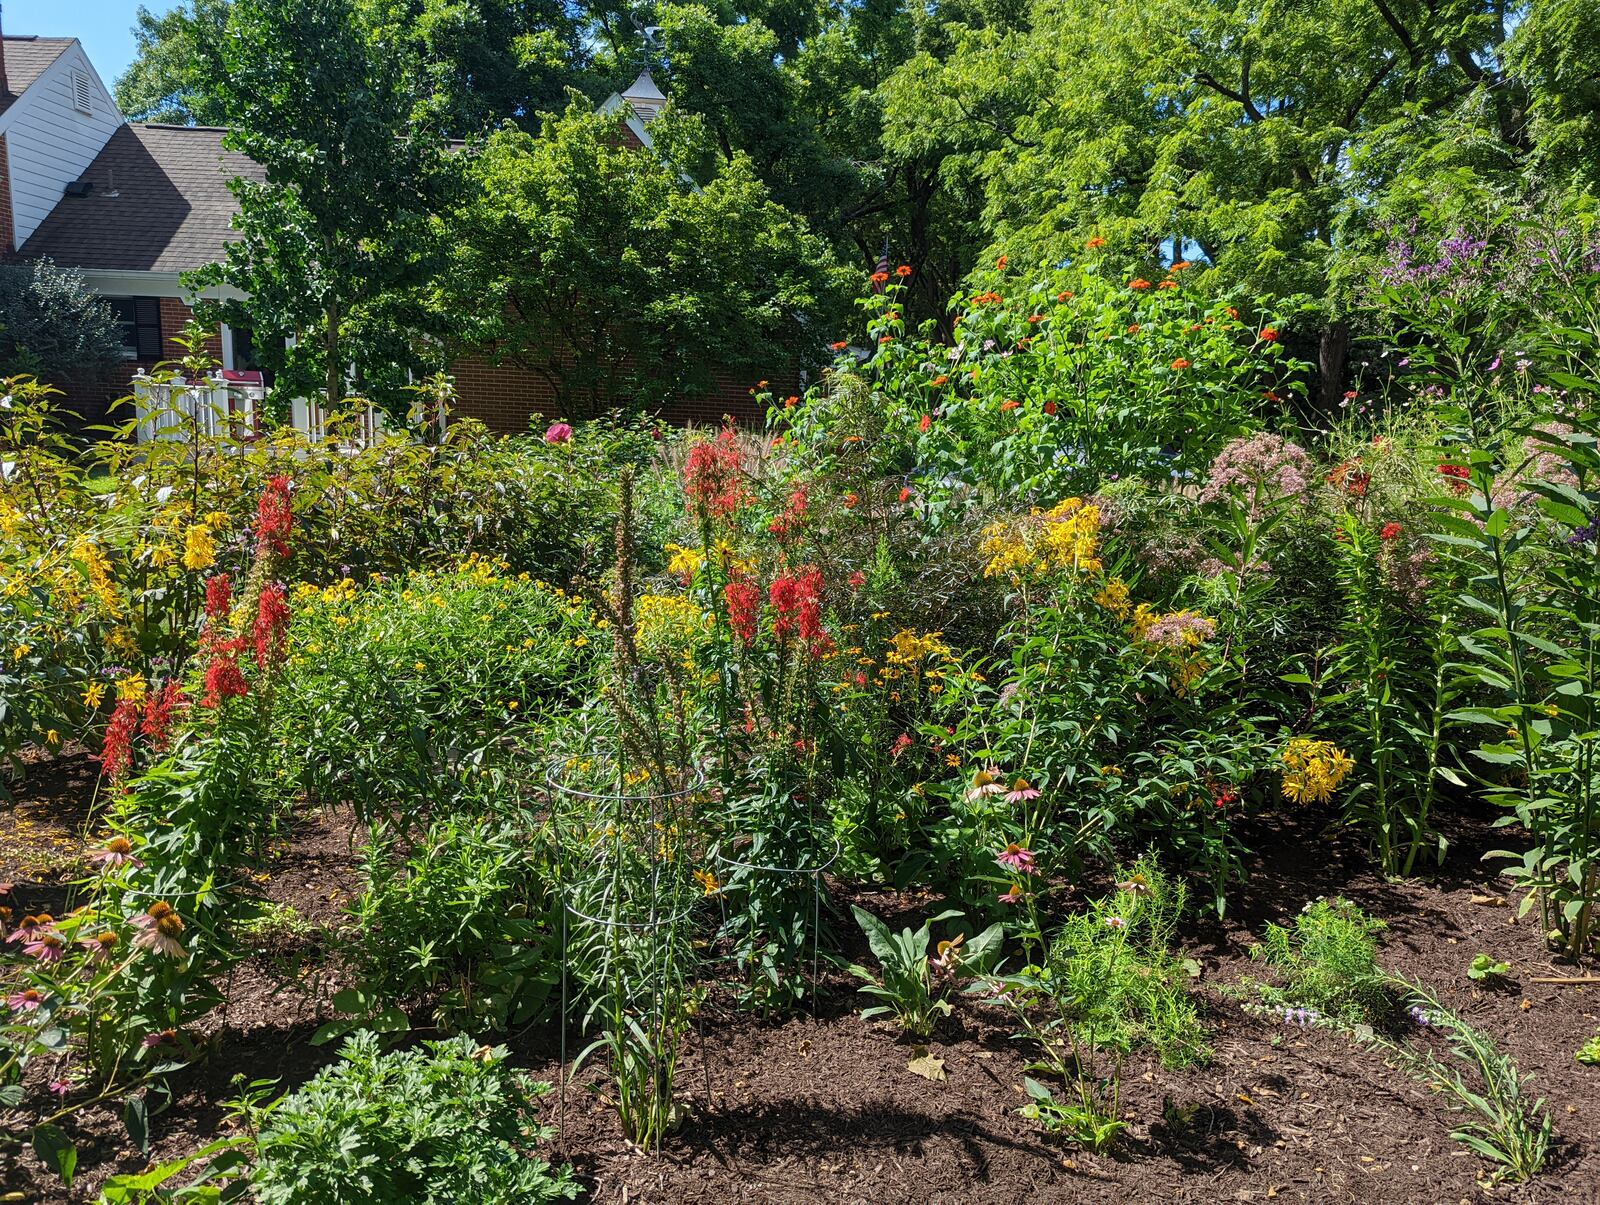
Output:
82 681 108 709
115 674 149 705
1279 737 1355 805
182 524 216 571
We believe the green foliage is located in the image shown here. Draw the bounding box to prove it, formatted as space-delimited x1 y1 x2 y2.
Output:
0 259 125 384
1576 1033 1600 1065
352 817 557 1032
247 1032 576 1205
1354 981 1552 1184
1248 897 1393 1025
1467 953 1511 982
447 101 852 414
95 1136 253 1203
849 905 1002 1039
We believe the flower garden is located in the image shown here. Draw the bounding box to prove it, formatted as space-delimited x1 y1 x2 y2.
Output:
3 227 1600 1203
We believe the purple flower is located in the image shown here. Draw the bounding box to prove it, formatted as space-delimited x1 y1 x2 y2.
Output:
996 843 1037 875
1408 1004 1433 1027
46 1079 71 1099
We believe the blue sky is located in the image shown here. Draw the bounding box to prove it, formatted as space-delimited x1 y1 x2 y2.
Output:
6 1 173 90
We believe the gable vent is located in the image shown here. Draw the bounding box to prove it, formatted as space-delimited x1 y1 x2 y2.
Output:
71 69 93 116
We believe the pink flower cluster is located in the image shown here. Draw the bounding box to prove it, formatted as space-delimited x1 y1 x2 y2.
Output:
1198 433 1315 516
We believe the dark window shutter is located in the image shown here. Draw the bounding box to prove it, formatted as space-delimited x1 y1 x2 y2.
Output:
135 299 163 360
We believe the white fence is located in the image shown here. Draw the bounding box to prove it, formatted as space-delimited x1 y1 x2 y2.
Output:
132 375 397 450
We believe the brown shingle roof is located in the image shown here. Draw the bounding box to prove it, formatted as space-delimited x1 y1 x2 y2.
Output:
19 124 263 273
0 37 74 117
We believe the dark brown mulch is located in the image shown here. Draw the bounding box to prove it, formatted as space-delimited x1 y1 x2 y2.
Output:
4 762 1599 1203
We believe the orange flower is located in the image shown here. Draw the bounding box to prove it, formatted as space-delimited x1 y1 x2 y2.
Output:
1056 290 1073 301
1027 314 1043 324
1043 400 1057 416
895 264 912 277
1226 306 1239 319
1127 323 1141 334
1170 358 1191 370
1129 278 1151 290
870 271 889 284
830 340 848 351
898 486 911 503
1085 236 1106 249
1157 280 1177 290
932 374 948 386
784 395 799 408
878 335 893 344
1259 327 1278 342
844 492 859 508
918 413 931 432
1000 399 1020 412
995 254 1008 270
757 380 768 388
1170 261 1191 271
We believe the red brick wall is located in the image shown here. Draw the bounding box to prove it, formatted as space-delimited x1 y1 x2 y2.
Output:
0 135 14 257
449 353 774 435
59 300 222 431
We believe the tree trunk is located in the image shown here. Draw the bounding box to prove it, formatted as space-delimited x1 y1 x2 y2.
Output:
324 301 341 412
1318 320 1350 416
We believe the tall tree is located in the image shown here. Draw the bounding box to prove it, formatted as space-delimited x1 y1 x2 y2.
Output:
115 1 231 125
187 0 459 414
446 101 853 413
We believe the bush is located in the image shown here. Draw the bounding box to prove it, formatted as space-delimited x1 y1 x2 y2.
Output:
0 258 124 383
1248 897 1393 1025
249 1031 576 1205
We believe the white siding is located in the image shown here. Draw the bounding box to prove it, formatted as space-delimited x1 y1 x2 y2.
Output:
4 43 121 248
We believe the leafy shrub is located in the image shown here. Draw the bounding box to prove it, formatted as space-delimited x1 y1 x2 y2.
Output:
248 1031 576 1205
0 258 124 383
849 906 1002 1039
1248 897 1393 1025
352 817 556 1032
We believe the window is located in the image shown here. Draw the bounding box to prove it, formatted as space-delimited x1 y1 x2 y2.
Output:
107 298 163 361
71 69 93 116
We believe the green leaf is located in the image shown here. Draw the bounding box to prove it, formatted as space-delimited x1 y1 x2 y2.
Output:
32 1123 76 1186
124 1094 150 1155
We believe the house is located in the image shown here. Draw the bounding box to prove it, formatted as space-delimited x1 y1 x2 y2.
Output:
0 23 763 435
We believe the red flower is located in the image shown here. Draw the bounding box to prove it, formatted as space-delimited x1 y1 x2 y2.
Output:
100 698 141 783
140 681 186 754
683 428 745 520
1170 358 1191 370
918 413 931 433
253 581 290 672
898 486 911 503
767 485 808 539
1211 783 1239 808
1380 522 1403 541
723 575 761 646
770 566 830 657
1259 327 1279 342
204 574 233 622
1043 400 1057 416
848 570 866 590
254 476 293 560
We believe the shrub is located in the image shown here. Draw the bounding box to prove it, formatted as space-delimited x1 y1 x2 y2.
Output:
248 1031 576 1205
1247 897 1393 1025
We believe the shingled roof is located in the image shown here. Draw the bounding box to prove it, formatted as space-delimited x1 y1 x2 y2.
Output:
19 124 263 273
0 36 73 118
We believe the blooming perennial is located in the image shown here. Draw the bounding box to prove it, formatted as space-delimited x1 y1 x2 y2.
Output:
1279 737 1355 805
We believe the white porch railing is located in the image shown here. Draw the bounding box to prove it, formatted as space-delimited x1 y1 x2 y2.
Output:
132 374 404 451
133 375 261 444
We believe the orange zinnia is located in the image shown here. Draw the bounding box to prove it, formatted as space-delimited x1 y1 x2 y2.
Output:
1085 236 1105 249
1129 278 1151 290
1171 358 1191 370
895 264 912 277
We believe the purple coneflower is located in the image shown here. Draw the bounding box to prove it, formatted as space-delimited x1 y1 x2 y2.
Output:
90 835 143 871
131 901 187 960
6 988 44 1014
79 930 119 963
6 913 52 944
24 932 66 963
996 843 1037 875
1004 777 1040 804
997 883 1026 906
966 767 1005 801
1103 915 1127 931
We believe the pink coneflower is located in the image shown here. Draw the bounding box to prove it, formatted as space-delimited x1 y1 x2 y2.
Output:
24 932 66 963
996 843 1037 875
1004 777 1040 804
966 767 1005 801
141 1029 177 1050
1116 874 1151 896
543 422 573 444
46 1079 71 1098
6 988 44 1013
1104 915 1127 930
930 935 965 978
6 913 52 944
79 930 119 962
90 835 143 871
131 901 187 960
998 883 1026 905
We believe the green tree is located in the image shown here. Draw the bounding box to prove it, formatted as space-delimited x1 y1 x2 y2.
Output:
186 0 459 415
0 259 124 385
114 1 231 126
446 100 853 414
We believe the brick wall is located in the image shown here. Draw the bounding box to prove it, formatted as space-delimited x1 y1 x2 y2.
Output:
59 300 222 432
449 352 774 435
0 135 14 257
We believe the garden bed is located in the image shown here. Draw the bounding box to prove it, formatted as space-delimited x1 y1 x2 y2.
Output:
5 756 1595 1203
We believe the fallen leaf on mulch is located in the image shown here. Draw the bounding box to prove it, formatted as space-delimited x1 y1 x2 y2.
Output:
907 1052 946 1081
1471 895 1506 906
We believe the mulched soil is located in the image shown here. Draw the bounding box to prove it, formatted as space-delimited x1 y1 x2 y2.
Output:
4 753 1598 1203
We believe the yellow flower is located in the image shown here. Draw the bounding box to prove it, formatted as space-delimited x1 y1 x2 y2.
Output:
980 497 1101 579
182 524 217 571
1093 578 1131 619
665 543 706 578
44 729 60 745
115 674 148 705
507 700 519 711
204 511 230 530
12 643 31 660
82 681 108 709
149 543 178 569
1279 737 1355 805
413 661 425 672
694 869 720 895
